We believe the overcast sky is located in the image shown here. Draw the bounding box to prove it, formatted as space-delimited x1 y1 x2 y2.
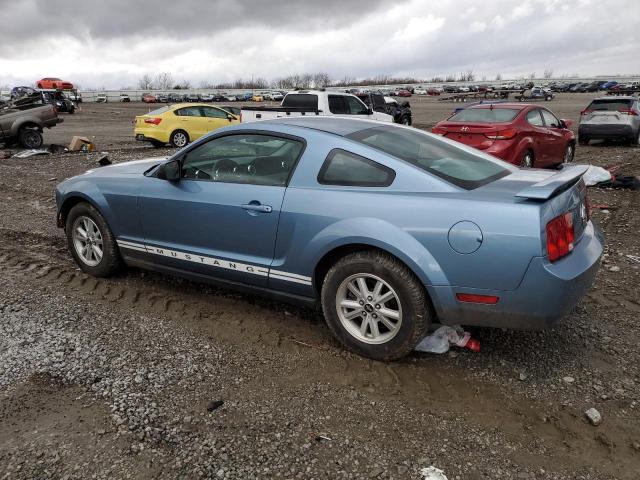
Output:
1 0 638 89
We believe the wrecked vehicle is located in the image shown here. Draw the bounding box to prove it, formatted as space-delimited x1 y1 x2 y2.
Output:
56 117 602 361
0 102 62 148
42 91 76 114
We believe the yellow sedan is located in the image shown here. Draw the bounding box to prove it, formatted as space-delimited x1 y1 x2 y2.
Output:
134 103 239 148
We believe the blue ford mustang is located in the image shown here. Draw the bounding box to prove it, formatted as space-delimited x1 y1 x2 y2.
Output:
55 117 603 360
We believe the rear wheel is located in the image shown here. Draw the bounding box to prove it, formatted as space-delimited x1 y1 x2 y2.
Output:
521 150 534 168
170 130 189 148
18 128 43 149
321 250 430 361
65 202 122 277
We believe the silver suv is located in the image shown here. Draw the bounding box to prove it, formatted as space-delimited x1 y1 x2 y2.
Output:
578 96 640 145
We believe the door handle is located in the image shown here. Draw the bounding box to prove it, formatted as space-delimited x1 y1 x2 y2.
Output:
242 202 272 213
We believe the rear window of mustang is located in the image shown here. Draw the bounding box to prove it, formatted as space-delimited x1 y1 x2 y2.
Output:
347 126 511 190
448 108 520 123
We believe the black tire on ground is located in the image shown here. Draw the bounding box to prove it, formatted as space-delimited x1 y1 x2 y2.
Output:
321 250 431 361
169 129 189 148
18 128 43 149
65 202 122 277
150 140 166 148
578 136 589 146
521 150 534 168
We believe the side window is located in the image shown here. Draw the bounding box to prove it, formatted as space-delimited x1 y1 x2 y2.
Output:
175 106 203 117
180 134 304 186
345 96 369 115
541 109 559 127
318 149 395 187
201 106 229 119
526 109 544 126
328 95 349 114
372 95 386 111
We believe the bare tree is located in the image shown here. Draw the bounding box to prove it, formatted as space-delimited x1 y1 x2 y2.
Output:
543 68 554 79
529 72 536 80
312 72 331 88
174 79 192 90
154 72 174 90
445 74 456 82
137 74 154 90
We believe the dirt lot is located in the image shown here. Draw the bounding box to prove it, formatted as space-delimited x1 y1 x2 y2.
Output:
0 94 639 479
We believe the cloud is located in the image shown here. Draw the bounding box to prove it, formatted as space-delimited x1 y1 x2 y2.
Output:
0 0 638 88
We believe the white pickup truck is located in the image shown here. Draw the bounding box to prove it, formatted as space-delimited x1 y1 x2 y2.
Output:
240 90 394 123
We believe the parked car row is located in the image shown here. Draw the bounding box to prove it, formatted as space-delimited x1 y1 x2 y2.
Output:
141 91 287 104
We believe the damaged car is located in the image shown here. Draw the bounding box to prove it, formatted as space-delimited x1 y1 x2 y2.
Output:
55 117 602 361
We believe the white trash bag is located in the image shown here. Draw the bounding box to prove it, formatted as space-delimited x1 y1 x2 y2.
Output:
415 325 480 354
420 466 448 480
583 165 611 186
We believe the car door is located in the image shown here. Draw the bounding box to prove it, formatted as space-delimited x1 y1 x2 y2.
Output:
524 108 552 165
200 106 235 133
540 109 566 163
174 106 208 140
138 132 305 287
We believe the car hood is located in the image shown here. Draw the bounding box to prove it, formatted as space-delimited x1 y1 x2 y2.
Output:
85 157 166 177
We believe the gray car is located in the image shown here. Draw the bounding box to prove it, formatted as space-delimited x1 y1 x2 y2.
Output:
578 96 640 145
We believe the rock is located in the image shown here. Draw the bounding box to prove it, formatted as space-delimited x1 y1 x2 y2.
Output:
608 266 620 272
585 407 602 426
206 400 224 412
519 373 527 381
562 376 575 384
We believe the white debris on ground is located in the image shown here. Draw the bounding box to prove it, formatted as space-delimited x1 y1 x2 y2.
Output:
420 465 448 480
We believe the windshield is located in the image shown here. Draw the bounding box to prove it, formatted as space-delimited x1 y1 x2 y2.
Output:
448 108 520 123
346 126 512 190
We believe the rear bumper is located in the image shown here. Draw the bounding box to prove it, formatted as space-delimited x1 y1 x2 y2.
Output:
579 123 635 139
427 222 604 329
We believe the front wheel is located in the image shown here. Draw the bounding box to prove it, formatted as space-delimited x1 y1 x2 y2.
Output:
18 128 43 149
321 251 430 361
65 202 122 277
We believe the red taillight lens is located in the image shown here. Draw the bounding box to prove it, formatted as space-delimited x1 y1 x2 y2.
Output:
484 128 517 140
618 109 639 116
432 126 447 135
546 212 575 262
456 293 500 304
144 117 162 125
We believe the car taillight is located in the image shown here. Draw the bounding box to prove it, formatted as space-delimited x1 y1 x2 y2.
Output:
484 128 517 140
144 117 162 125
546 212 575 262
432 126 447 135
618 108 639 116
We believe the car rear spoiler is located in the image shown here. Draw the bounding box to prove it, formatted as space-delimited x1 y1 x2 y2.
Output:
515 165 588 200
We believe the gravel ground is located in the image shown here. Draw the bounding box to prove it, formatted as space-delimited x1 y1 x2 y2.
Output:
0 94 639 479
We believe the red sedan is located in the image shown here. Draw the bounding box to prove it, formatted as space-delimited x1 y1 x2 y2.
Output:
36 77 74 90
397 89 412 97
432 104 575 168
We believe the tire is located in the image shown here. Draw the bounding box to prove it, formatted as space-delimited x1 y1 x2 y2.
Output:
321 250 431 361
563 143 575 163
150 139 166 148
18 128 43 149
65 202 122 277
520 150 534 168
401 116 411 125
170 129 189 148
578 136 589 146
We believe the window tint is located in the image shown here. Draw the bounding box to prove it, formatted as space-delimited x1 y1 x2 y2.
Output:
180 134 304 186
587 99 633 111
345 96 369 115
328 95 349 114
175 106 202 117
347 126 511 190
526 109 544 126
201 106 228 119
540 109 559 127
448 108 519 123
281 94 318 110
318 149 395 187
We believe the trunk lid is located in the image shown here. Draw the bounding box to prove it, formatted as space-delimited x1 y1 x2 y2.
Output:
435 122 512 149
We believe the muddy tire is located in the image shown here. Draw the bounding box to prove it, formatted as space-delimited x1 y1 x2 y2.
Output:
65 202 122 277
321 250 430 361
170 130 189 148
18 128 43 149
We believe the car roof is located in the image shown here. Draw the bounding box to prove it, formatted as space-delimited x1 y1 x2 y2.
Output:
465 103 528 110
592 96 637 101
259 116 388 137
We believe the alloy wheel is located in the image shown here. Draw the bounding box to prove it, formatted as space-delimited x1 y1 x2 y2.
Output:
72 216 103 267
173 132 187 147
335 273 402 345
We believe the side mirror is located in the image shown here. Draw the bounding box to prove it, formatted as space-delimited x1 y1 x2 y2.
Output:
158 159 181 181
227 114 235 121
